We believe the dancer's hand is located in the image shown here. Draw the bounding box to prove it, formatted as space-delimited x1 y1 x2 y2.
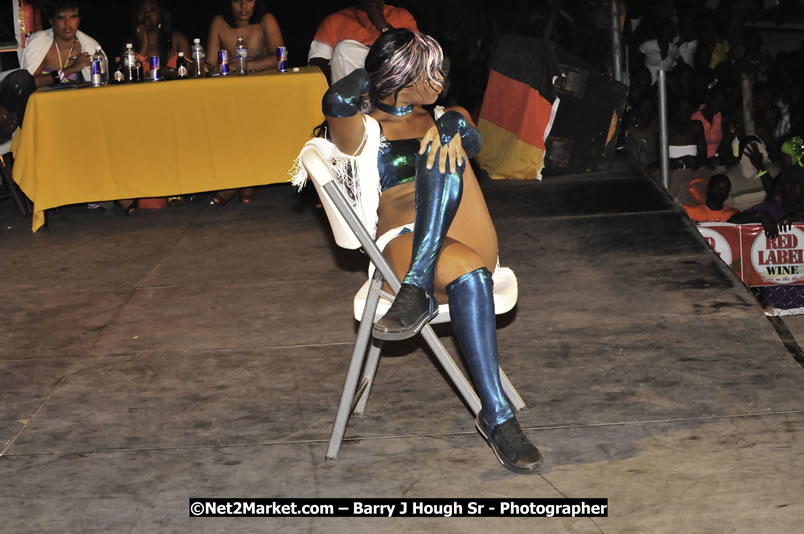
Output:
420 125 464 174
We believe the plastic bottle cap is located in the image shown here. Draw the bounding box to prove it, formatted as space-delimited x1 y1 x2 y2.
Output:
194 38 200 44
178 52 184 56
126 43 132 48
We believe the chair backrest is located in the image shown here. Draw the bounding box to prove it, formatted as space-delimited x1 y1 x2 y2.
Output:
301 146 363 250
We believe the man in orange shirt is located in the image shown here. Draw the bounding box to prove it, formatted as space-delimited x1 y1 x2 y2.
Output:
308 0 418 83
683 174 739 222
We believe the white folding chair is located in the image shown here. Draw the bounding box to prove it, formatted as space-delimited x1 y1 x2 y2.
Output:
300 145 527 461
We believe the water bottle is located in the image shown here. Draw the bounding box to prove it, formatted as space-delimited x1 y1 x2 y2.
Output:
100 49 108 84
135 59 143 82
112 57 125 84
123 43 138 82
191 38 206 78
176 51 188 79
90 47 104 86
234 35 248 75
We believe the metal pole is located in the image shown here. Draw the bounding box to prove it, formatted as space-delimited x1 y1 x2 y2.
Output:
658 69 670 189
741 72 755 136
610 0 623 82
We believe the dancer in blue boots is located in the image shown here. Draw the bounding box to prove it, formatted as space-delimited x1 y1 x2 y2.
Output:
319 29 542 474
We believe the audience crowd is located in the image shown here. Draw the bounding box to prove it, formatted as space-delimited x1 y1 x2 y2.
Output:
622 1 804 234
619 0 804 312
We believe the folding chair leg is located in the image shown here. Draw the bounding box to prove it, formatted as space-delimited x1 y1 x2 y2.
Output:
353 337 382 415
419 323 483 414
0 157 29 216
499 367 527 412
353 276 385 416
326 271 384 461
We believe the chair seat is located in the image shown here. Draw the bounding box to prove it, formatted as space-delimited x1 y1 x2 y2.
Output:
353 266 518 323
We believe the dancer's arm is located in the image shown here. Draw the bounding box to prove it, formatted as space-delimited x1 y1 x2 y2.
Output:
323 67 369 154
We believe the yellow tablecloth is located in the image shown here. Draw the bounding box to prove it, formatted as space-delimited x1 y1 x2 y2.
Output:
12 67 328 232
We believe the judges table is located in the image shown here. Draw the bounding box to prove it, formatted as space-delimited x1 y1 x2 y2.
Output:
12 67 328 232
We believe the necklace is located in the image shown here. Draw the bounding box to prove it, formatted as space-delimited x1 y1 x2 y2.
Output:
54 38 76 71
374 100 414 116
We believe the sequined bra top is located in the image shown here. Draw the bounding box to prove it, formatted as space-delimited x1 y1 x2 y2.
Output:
376 106 440 192
377 136 420 192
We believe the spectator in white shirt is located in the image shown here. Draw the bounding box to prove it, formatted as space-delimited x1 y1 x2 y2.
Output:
638 20 679 84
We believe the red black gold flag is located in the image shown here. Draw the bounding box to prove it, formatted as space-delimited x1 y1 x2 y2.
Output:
477 35 560 180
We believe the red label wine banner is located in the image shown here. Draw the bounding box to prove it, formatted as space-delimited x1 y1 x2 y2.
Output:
697 223 804 286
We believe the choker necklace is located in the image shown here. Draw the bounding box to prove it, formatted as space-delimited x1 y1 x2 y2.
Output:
374 100 414 116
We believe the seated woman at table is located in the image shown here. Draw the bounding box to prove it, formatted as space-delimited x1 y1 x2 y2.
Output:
294 30 544 474
206 0 285 205
129 0 191 77
22 0 105 88
115 1 191 213
207 0 284 73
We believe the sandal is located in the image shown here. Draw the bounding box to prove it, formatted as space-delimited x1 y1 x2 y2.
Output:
167 196 184 207
239 188 255 204
118 199 137 216
210 190 236 206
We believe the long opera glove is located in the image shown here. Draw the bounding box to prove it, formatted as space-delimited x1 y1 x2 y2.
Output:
447 267 513 433
321 68 369 118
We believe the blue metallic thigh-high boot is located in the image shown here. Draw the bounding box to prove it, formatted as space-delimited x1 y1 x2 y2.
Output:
372 147 463 340
374 111 482 341
447 267 543 475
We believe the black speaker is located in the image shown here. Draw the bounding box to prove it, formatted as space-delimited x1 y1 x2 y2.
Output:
546 47 627 172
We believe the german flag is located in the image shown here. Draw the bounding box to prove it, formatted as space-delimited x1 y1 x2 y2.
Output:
476 35 560 180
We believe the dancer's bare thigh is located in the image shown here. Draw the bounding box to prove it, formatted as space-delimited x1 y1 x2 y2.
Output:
382 233 493 301
377 164 499 299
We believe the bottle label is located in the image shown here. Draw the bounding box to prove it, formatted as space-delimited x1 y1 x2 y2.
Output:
114 70 124 82
235 48 247 59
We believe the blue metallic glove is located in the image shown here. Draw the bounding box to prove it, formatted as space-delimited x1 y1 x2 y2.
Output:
435 110 482 158
322 68 370 118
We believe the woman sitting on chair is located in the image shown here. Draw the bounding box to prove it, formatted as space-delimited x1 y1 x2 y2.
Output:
130 0 191 77
116 0 192 214
317 29 542 474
